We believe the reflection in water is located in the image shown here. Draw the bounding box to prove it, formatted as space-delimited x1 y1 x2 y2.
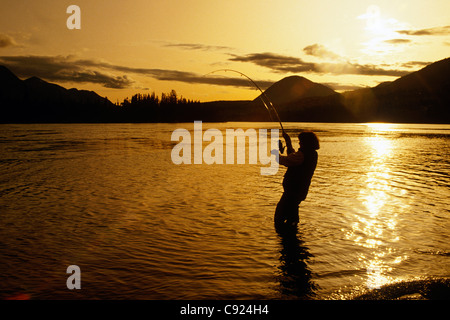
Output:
277 227 316 298
348 131 410 290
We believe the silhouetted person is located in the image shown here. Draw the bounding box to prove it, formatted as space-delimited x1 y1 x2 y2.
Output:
275 131 319 232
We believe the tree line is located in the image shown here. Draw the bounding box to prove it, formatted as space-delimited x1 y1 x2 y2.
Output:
117 90 199 107
115 90 202 122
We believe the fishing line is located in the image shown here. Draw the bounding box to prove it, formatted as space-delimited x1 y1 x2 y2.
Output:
205 69 284 132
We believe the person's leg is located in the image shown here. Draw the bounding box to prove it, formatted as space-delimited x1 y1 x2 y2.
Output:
274 194 299 231
285 201 300 226
273 195 286 229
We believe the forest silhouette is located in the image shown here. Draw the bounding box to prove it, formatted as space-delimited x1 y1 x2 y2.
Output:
116 90 201 122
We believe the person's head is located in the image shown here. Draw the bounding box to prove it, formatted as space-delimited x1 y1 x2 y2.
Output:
298 131 320 150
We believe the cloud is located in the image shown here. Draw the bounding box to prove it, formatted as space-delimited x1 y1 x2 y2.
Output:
0 55 134 89
0 33 17 48
74 59 274 88
342 63 408 76
383 39 412 44
323 82 367 91
229 52 410 77
71 72 134 89
397 25 450 36
399 61 431 68
0 52 429 92
229 52 315 73
163 42 233 51
303 44 342 60
0 55 273 90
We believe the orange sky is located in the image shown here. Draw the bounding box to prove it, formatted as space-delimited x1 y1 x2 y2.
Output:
1 0 449 102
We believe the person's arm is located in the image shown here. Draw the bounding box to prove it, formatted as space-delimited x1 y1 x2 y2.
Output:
282 131 295 155
279 150 304 167
278 139 285 154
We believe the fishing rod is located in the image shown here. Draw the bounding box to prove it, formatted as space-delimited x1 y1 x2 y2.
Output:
206 69 285 132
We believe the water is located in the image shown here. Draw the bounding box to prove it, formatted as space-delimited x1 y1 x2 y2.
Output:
0 122 449 300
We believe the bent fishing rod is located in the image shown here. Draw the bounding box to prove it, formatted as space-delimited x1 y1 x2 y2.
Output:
206 69 285 132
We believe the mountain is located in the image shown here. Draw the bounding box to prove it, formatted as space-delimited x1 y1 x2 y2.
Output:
0 65 26 104
255 75 337 106
251 57 450 123
0 66 115 123
342 57 450 123
252 75 354 122
0 65 22 86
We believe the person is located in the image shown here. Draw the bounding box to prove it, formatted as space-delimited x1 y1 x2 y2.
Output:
275 130 319 231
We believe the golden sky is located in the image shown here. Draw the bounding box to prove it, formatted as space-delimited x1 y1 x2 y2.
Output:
1 0 449 102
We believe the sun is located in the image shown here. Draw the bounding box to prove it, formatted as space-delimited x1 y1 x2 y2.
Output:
359 5 398 37
358 5 408 56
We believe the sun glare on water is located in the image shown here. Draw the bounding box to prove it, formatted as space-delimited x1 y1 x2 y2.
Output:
343 122 411 291
366 122 397 131
364 123 398 156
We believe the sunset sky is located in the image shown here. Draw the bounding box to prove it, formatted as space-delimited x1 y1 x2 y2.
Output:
0 0 449 102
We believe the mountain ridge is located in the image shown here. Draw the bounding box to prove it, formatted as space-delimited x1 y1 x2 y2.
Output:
0 68 115 122
342 57 450 122
1 57 449 123
255 75 337 106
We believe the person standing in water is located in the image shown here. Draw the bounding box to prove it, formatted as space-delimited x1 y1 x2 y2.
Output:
275 130 319 231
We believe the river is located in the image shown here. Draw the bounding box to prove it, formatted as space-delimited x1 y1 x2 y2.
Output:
0 122 448 299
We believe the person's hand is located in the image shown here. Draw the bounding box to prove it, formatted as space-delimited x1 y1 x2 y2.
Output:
282 130 295 154
279 140 285 154
282 131 291 142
